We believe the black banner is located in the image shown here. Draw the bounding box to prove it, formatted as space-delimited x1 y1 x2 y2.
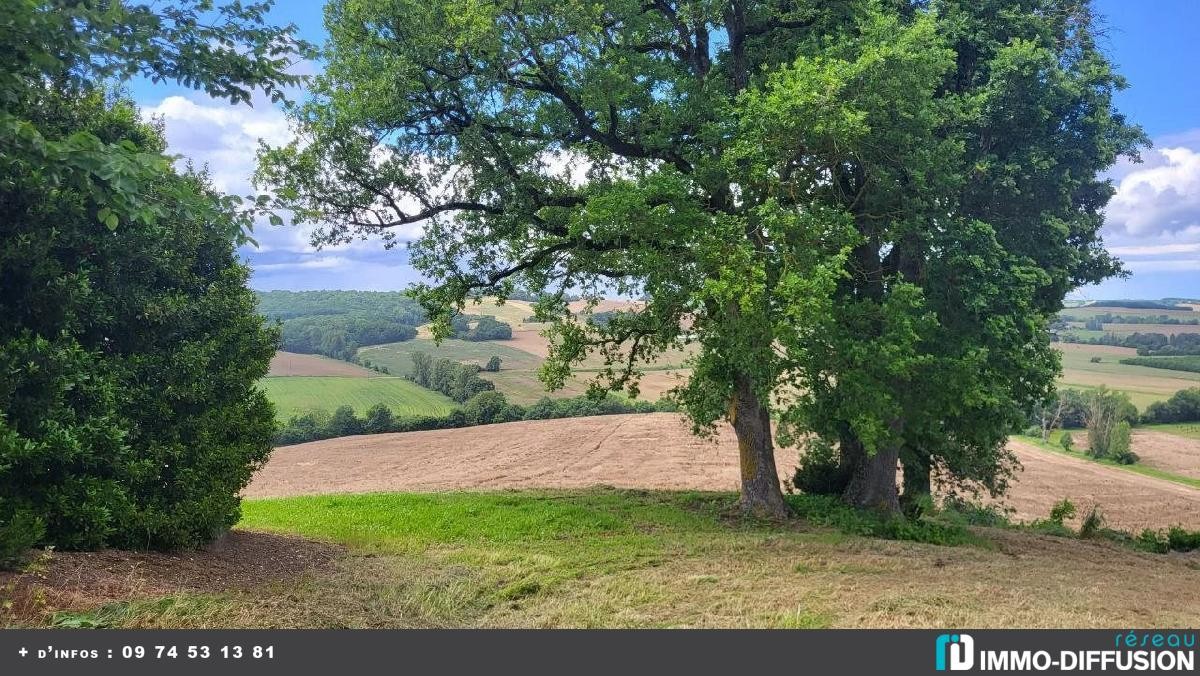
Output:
0 629 1195 676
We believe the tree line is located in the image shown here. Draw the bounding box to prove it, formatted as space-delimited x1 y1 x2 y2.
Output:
1059 331 1200 356
275 392 677 446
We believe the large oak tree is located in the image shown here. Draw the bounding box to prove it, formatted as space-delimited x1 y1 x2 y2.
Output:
260 0 1141 516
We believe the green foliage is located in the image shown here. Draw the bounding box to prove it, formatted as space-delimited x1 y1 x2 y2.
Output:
1049 498 1077 527
786 495 977 547
408 352 496 403
274 393 670 445
1121 356 1200 373
256 291 425 360
363 403 396 435
1085 389 1139 461
0 2 303 551
0 511 45 570
259 0 1142 511
451 315 513 342
485 356 502 372
1142 388 1200 424
1134 526 1200 554
1059 433 1074 452
463 391 510 426
1078 506 1104 539
938 497 1010 528
792 438 851 496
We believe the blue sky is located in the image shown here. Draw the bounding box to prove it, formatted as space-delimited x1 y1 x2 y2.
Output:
133 0 1200 299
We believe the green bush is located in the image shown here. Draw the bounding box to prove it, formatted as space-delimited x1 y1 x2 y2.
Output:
1079 506 1104 538
0 97 276 551
464 391 509 425
939 497 1009 527
1049 498 1077 526
1059 433 1074 452
0 510 45 570
787 494 975 547
364 403 396 434
792 438 851 496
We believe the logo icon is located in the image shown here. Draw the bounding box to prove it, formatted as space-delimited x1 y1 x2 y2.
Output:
935 634 975 671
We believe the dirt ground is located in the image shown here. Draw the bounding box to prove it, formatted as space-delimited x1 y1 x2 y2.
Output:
0 531 339 625
268 351 373 377
1129 431 1200 479
248 413 1200 531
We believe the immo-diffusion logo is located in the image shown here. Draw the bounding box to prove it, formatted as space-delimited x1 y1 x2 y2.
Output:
935 634 974 671
933 632 1196 672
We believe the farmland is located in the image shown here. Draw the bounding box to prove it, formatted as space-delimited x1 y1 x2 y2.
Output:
268 351 376 377
1054 343 1200 409
260 376 456 421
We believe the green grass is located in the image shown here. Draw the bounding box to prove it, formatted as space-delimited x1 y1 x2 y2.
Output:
261 376 456 421
1148 423 1200 441
18 489 1200 629
1055 345 1200 409
1015 433 1200 490
359 339 543 376
1119 355 1200 374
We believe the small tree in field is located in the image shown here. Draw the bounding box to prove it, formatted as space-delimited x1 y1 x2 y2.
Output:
1085 388 1137 461
260 0 1141 516
485 356 502 373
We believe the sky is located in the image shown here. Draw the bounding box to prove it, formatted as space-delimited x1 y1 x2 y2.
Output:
131 0 1200 299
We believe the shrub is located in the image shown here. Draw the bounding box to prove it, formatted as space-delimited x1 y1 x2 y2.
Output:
485 356 502 372
792 438 851 496
1079 505 1104 538
1049 498 1077 526
1142 388 1200 424
464 391 509 426
939 497 1010 528
787 494 975 547
1089 356 1102 363
328 406 365 437
1059 433 1074 452
364 403 396 434
0 510 45 570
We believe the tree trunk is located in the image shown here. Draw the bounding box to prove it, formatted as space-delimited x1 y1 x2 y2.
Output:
842 439 901 514
730 373 790 519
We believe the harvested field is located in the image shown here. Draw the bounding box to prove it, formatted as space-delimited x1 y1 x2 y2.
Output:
249 413 1200 531
1129 430 1200 480
1004 438 1200 530
268 351 374 377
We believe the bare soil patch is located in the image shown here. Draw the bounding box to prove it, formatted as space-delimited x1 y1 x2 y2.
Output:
1 531 340 625
249 413 1200 531
268 351 373 377
1005 439 1200 530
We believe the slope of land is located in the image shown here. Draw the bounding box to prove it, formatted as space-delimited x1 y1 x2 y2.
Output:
10 490 1198 628
268 351 375 377
248 413 1200 531
1055 342 1200 408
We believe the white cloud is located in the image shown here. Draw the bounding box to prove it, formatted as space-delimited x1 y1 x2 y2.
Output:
1105 145 1200 240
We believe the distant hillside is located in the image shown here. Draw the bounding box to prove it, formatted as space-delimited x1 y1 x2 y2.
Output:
1085 300 1192 311
256 290 426 361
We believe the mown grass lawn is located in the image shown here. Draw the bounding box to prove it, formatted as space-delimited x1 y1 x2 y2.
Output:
260 376 457 421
